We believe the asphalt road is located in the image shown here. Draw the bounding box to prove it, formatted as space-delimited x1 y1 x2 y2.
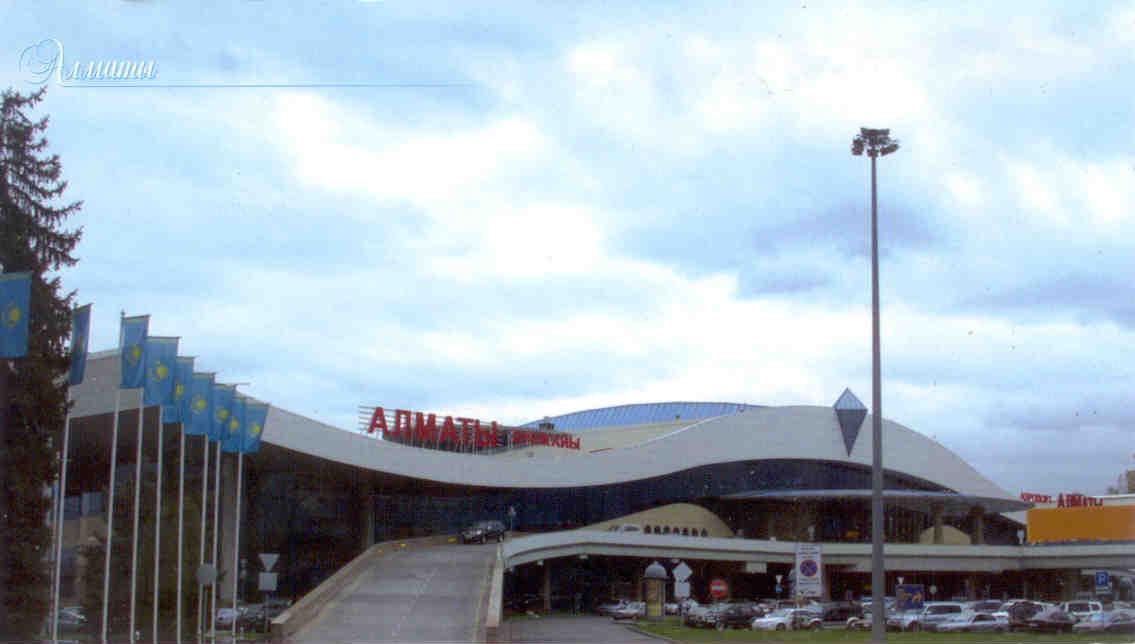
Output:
506 615 659 642
291 541 496 643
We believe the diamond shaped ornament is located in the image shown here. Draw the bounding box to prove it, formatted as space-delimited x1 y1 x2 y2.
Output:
833 388 867 456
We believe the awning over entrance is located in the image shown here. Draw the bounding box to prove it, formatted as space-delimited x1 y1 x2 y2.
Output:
720 489 1031 516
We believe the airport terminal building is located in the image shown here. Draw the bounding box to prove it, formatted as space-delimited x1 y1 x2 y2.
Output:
58 351 1135 610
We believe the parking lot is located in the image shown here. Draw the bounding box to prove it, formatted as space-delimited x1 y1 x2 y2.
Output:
592 597 1135 641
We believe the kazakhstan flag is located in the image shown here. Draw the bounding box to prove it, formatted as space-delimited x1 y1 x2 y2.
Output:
185 372 214 437
68 304 92 385
210 384 236 442
0 272 32 359
242 401 268 455
119 315 149 388
221 396 245 453
163 356 194 423
142 336 179 406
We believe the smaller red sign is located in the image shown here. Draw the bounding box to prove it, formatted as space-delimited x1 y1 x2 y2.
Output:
709 578 729 599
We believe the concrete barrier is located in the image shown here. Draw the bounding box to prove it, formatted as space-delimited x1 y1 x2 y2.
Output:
484 545 504 641
270 534 456 640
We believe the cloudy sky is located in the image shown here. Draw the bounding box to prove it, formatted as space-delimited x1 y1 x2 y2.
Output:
4 2 1133 496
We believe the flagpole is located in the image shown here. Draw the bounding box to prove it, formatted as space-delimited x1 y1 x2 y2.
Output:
129 399 145 643
102 389 122 643
231 452 243 643
177 427 186 644
210 441 221 639
52 390 74 644
197 436 209 638
153 407 164 644
49 475 60 641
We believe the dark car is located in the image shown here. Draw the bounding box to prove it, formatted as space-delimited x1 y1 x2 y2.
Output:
1006 600 1045 630
714 602 762 630
1027 608 1077 633
239 604 269 633
820 601 863 625
460 520 506 543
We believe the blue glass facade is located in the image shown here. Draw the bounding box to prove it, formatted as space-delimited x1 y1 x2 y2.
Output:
364 458 946 540
522 401 763 432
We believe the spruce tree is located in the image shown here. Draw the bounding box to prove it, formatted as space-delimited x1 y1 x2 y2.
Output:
0 87 82 638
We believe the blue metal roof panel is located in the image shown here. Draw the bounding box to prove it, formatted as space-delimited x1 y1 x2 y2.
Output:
522 401 764 431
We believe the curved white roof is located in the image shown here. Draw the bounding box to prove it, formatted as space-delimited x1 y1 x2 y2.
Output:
265 404 1016 502
70 352 1014 503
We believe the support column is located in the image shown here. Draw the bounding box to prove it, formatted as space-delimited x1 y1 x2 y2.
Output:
931 503 944 545
966 574 979 600
969 506 985 545
765 512 775 540
1062 569 1080 601
542 563 550 612
363 492 375 548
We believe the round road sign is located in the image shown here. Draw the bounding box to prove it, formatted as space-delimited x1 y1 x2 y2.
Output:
710 578 729 599
799 559 819 577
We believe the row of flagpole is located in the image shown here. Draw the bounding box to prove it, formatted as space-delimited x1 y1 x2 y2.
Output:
40 302 269 644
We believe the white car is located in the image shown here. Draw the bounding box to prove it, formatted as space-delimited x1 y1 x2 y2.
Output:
1060 600 1103 622
933 612 1009 633
611 601 646 620
751 609 821 631
886 602 965 631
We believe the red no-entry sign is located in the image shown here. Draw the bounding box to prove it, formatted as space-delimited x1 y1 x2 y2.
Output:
710 578 729 599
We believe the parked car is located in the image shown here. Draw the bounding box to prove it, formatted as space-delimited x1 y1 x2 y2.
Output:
1002 599 1046 630
43 606 87 635
611 601 645 620
596 599 631 617
1073 611 1135 634
214 608 241 630
460 520 506 543
964 600 1005 613
685 603 728 628
751 608 822 631
933 612 1009 633
819 601 863 625
1060 600 1104 622
264 597 293 620
885 602 964 631
714 603 762 630
239 604 268 633
846 611 878 631
507 593 542 613
1026 608 1078 633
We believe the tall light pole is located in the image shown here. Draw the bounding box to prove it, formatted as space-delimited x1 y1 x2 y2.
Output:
851 127 899 643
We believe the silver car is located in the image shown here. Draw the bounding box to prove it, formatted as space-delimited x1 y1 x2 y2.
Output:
933 612 1009 633
886 602 965 631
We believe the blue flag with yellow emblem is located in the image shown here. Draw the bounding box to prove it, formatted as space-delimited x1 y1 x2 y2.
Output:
221 396 245 453
162 356 194 422
120 315 149 388
68 304 92 385
0 272 32 359
210 384 236 442
142 336 179 406
185 372 215 437
242 401 268 455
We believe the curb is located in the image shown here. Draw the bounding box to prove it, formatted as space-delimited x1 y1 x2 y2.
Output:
626 622 679 643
